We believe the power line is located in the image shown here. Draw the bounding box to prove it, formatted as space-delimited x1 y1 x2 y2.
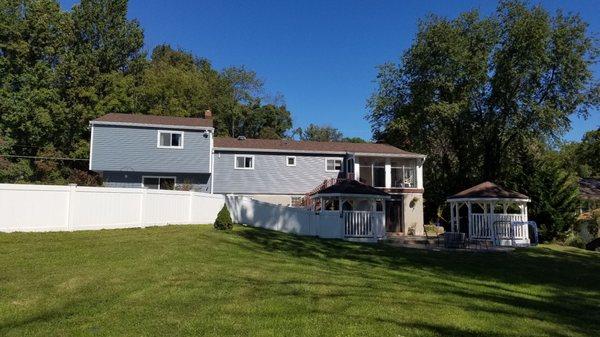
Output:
0 154 89 161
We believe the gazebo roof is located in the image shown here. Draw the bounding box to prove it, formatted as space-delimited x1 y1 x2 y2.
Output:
447 181 529 201
311 179 390 198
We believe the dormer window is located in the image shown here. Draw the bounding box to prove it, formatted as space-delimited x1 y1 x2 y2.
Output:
157 130 184 149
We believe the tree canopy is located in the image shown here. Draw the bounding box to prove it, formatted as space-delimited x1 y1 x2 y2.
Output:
0 0 293 184
368 0 598 235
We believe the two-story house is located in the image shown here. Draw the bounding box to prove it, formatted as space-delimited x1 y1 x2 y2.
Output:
89 113 426 234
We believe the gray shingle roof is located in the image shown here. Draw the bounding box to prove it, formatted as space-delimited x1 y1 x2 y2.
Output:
447 181 529 200
91 113 213 128
214 137 424 157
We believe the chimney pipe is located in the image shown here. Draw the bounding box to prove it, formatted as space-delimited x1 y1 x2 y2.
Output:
204 109 212 119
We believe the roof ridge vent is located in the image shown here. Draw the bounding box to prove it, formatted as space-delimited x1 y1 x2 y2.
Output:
237 136 246 140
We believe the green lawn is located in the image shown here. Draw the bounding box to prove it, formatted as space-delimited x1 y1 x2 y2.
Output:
1 225 599 337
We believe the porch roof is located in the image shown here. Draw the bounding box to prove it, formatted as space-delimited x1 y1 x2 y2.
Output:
311 179 390 198
447 181 529 202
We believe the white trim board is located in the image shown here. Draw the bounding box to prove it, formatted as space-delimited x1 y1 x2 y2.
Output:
157 130 184 149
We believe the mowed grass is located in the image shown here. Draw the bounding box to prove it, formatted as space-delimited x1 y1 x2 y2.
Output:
1 225 599 337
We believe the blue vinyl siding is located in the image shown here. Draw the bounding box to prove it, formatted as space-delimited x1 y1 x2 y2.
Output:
91 124 211 173
212 151 346 194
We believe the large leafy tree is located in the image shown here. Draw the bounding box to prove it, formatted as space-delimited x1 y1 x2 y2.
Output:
553 129 600 178
0 1 294 184
368 0 598 226
298 124 344 142
135 45 235 119
135 45 293 139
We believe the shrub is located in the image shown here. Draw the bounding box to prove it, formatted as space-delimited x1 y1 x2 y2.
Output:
564 232 585 249
214 205 233 230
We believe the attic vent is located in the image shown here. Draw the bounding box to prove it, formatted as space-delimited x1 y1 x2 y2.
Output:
237 136 246 140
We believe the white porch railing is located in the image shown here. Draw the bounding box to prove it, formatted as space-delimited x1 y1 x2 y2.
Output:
469 213 529 244
343 211 385 238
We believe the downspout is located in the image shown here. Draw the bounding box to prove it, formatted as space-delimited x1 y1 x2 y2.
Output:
209 130 215 194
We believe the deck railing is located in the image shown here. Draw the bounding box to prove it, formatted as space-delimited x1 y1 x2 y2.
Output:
344 211 384 238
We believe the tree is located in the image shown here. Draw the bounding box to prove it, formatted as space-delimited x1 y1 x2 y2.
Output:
554 129 600 178
368 0 598 223
0 1 294 184
342 137 367 143
236 102 292 139
299 124 344 142
135 45 235 119
214 205 233 230
526 159 580 241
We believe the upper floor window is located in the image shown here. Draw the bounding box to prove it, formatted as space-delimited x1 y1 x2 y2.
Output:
157 131 183 149
235 155 254 169
326 158 342 172
286 156 296 166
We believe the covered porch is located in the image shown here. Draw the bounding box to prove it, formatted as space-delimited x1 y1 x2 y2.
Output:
311 180 390 240
447 182 531 246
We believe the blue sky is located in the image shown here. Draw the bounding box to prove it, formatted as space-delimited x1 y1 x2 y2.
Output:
59 0 598 142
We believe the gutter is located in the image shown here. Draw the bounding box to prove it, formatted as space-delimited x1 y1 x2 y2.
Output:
213 147 426 158
90 121 214 132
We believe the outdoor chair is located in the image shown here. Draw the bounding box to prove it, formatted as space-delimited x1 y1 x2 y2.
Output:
444 232 466 249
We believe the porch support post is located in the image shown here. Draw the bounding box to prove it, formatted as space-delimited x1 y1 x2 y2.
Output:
416 159 424 189
354 161 360 181
384 159 392 189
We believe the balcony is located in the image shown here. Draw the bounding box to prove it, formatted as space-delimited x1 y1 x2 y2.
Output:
355 158 420 191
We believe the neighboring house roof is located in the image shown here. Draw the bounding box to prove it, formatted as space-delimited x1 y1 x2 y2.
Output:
447 181 529 200
311 179 390 198
580 178 600 200
213 137 425 158
90 113 213 129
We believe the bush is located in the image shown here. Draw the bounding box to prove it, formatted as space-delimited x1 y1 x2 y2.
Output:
564 232 585 249
214 205 233 230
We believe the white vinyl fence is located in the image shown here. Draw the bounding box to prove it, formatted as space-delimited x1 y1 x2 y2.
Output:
0 184 224 232
225 196 385 240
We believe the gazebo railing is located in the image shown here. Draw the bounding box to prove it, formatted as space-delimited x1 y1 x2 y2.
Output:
470 213 528 239
344 211 384 238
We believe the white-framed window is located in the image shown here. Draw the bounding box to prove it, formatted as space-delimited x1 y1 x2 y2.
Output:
286 156 296 167
142 176 176 190
325 158 343 172
157 130 184 149
234 155 254 169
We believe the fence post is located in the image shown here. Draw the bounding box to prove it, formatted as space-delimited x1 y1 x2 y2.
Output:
139 188 147 226
66 184 77 231
188 190 193 223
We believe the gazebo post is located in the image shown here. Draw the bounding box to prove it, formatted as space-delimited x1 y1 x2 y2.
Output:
489 201 495 243
467 201 472 238
450 202 456 232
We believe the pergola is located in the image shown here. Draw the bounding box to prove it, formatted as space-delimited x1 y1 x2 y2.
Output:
447 182 531 245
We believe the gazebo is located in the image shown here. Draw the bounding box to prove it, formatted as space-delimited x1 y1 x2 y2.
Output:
447 182 531 246
310 179 390 213
310 179 390 239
